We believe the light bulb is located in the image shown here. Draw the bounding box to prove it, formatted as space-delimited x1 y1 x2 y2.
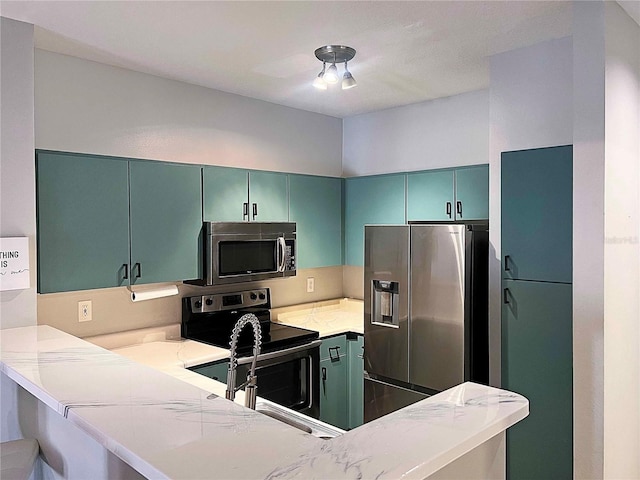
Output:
342 63 357 90
313 72 327 90
323 63 339 84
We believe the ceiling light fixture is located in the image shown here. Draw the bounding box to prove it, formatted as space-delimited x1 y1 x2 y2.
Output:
313 45 357 90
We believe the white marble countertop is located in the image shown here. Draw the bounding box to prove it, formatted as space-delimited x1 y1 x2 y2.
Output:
272 298 364 337
1 325 528 480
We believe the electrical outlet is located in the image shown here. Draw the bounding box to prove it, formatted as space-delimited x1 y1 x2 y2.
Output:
78 300 92 322
306 277 315 293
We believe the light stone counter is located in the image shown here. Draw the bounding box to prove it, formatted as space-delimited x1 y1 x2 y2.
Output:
272 298 364 337
1 325 528 480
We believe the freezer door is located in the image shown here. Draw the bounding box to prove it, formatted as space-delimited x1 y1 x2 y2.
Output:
364 225 409 382
364 376 429 423
410 225 465 391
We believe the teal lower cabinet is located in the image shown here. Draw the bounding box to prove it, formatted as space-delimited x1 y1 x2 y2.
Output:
320 335 349 429
347 333 364 429
502 279 572 480
191 360 229 383
319 334 365 430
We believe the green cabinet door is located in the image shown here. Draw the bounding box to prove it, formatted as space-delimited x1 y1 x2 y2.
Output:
320 355 349 429
289 175 342 269
347 334 364 429
320 335 349 429
501 145 572 283
248 171 289 222
345 174 406 266
36 152 130 293
203 166 249 221
502 279 573 480
407 169 454 221
454 165 489 220
129 161 202 285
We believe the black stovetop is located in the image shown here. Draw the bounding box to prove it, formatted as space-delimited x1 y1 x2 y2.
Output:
181 293 318 357
191 322 318 357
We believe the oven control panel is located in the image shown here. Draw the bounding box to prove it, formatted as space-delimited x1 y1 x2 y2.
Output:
188 288 269 313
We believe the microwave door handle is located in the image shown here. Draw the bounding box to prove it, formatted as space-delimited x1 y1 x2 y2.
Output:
277 237 287 272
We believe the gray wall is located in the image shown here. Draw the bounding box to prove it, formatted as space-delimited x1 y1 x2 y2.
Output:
35 50 343 177
342 89 489 176
0 18 36 330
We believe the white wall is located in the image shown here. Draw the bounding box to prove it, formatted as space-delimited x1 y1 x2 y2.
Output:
488 36 573 388
0 17 36 330
342 89 489 176
603 2 640 477
35 50 343 177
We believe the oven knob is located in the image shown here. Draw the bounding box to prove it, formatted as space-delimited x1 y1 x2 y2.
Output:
205 298 213 306
250 293 257 300
194 300 202 309
258 293 266 300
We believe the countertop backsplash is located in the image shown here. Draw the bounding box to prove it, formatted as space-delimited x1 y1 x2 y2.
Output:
37 265 345 338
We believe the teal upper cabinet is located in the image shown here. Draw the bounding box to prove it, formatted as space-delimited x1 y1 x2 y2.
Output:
289 175 342 269
248 171 289 222
407 169 454 221
129 161 202 285
37 151 203 293
203 167 288 222
454 165 489 220
501 146 572 283
407 165 488 221
37 152 130 293
202 166 248 221
345 174 406 266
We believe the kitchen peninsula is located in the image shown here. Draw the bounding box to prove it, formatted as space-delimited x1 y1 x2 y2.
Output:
1 324 528 479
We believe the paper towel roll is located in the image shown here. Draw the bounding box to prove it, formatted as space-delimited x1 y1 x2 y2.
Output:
130 285 179 302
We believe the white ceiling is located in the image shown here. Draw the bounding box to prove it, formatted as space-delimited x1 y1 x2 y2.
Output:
0 1 579 118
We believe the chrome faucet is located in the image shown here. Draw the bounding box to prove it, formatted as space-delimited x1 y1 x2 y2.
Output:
226 313 262 409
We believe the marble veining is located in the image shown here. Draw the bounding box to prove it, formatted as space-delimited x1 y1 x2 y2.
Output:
1 325 528 479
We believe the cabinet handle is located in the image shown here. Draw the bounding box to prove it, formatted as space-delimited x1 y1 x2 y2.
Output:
122 263 129 280
329 346 340 361
456 201 462 217
243 202 249 220
446 202 452 218
504 288 510 305
135 262 141 278
504 255 511 272
252 203 258 220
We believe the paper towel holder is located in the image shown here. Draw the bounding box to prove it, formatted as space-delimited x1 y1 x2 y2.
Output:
128 284 179 303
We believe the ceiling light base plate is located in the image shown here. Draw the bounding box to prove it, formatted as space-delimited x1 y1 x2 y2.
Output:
315 45 356 64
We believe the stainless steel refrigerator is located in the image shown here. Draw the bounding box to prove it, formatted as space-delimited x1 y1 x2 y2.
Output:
363 223 489 422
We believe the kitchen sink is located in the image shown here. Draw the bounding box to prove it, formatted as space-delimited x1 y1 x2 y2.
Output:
254 400 344 439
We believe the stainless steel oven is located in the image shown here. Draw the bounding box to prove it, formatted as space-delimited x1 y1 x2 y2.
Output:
235 340 320 418
182 288 320 418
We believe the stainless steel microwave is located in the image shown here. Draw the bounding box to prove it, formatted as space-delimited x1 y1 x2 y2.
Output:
192 222 296 286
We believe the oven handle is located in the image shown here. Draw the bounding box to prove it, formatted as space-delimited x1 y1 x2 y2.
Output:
236 339 322 365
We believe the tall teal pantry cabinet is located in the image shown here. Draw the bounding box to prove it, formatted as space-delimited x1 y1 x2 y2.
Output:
501 145 573 479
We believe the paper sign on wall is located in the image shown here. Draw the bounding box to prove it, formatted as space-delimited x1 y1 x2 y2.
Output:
0 237 30 291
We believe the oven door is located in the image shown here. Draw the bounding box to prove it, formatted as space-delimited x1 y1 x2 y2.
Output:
237 340 320 419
